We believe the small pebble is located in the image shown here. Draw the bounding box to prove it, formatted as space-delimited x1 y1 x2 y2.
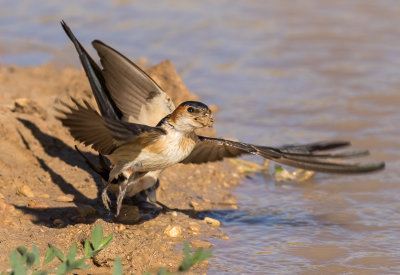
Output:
17 185 34 197
0 193 4 199
189 200 200 211
39 193 50 198
164 225 182 238
274 168 295 182
53 219 64 227
12 97 47 120
221 235 230 240
56 195 74 202
76 204 96 217
203 217 221 227
191 240 212 248
119 224 126 231
0 201 15 212
28 200 48 208
115 205 140 224
188 223 200 232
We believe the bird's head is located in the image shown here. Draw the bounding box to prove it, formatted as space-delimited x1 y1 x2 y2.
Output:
169 101 214 132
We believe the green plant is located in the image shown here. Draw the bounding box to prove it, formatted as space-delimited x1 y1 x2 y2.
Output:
143 242 212 275
4 225 211 275
112 256 123 275
178 242 212 272
6 224 113 275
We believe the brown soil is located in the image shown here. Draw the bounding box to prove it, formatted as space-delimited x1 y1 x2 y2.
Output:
0 60 242 274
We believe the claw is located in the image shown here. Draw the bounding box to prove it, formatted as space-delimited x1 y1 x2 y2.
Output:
101 180 112 211
115 179 129 217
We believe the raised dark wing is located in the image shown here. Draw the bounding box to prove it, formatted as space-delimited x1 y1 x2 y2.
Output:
181 137 385 174
56 99 166 155
61 20 122 121
92 40 175 126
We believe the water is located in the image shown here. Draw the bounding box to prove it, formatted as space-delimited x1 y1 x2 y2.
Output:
2 0 400 273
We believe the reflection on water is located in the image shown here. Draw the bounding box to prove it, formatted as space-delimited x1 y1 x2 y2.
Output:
2 0 400 273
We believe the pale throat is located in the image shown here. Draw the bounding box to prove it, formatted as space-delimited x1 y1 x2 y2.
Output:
167 115 201 133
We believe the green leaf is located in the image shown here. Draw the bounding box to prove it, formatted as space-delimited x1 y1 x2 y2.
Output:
66 243 77 263
32 244 40 267
182 242 190 257
157 267 167 275
13 262 27 275
100 233 113 250
25 252 36 268
91 224 103 250
83 240 93 258
192 247 203 261
16 246 27 256
70 258 89 269
112 256 123 275
179 255 192 271
178 243 212 272
55 262 67 275
193 248 212 263
49 245 65 262
179 243 192 271
43 247 56 265
10 249 20 268
274 165 283 173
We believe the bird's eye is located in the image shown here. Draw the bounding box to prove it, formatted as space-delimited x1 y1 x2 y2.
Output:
187 107 194 113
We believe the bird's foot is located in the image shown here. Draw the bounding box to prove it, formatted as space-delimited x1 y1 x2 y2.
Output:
101 185 111 211
115 181 129 217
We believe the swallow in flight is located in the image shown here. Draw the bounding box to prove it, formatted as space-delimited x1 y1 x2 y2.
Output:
57 21 385 216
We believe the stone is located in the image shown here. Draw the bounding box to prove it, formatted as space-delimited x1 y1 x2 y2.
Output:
53 219 64 227
12 98 47 120
164 225 182 238
188 223 201 233
203 217 221 227
115 205 140 224
28 200 48 208
189 200 200 211
0 201 15 212
56 195 74 202
17 185 34 197
191 240 212 248
76 204 96 217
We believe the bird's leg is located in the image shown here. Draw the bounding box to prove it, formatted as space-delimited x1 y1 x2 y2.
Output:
145 180 159 204
115 177 129 217
101 179 112 211
146 179 177 212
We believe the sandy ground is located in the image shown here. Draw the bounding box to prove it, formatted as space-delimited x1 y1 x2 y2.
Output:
0 60 242 274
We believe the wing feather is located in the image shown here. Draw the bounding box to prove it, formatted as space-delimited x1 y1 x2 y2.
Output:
92 40 175 126
56 99 166 155
182 137 385 174
60 21 122 120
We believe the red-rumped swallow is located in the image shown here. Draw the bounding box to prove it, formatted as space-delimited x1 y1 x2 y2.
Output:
57 21 385 216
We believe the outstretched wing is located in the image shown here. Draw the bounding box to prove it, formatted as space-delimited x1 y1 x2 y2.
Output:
61 20 122 121
92 40 175 126
56 99 166 155
181 137 385 174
